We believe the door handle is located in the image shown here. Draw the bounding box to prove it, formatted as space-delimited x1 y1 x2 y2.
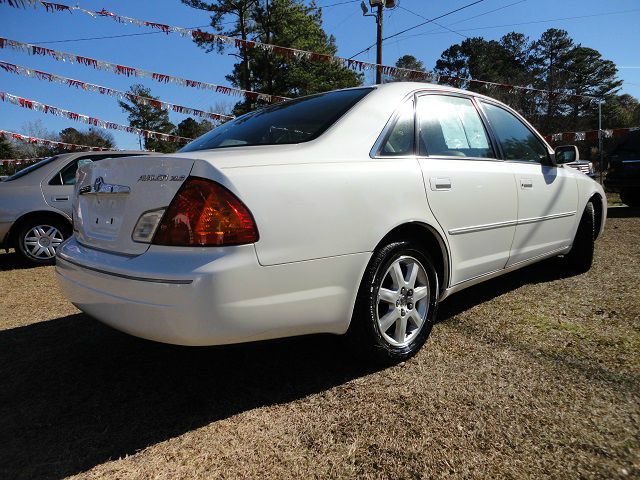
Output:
430 177 452 191
520 178 533 189
52 196 69 202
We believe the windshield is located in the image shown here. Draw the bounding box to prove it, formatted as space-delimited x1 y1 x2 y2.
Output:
3 156 60 182
179 88 372 152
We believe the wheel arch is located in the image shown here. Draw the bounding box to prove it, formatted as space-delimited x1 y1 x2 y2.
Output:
374 222 450 295
588 192 605 239
5 210 72 248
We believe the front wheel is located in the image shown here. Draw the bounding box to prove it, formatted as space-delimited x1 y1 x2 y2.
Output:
350 241 439 363
563 201 595 273
15 216 70 265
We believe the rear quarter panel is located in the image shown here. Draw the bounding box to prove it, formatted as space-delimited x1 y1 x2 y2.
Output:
217 157 436 266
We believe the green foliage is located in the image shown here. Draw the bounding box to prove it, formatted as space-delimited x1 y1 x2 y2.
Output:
433 28 626 134
119 84 177 152
176 117 215 139
59 128 115 150
0 137 16 159
390 55 425 82
183 0 362 115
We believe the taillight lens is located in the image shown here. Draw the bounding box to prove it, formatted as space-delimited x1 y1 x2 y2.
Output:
152 177 259 246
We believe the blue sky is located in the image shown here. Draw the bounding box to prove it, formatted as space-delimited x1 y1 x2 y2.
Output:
1 0 639 150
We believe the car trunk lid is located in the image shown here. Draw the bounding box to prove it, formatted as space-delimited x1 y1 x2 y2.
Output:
74 155 194 255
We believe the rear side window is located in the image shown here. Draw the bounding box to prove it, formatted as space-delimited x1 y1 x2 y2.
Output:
417 95 495 158
3 156 60 182
481 102 549 163
380 100 415 156
180 88 372 152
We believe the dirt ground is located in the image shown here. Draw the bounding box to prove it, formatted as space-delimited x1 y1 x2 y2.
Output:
0 208 638 480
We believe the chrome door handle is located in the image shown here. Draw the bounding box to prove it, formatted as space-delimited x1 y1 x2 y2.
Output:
520 178 533 189
430 177 452 191
52 196 70 202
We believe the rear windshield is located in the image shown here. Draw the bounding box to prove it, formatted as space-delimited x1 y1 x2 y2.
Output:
179 88 372 152
3 156 60 182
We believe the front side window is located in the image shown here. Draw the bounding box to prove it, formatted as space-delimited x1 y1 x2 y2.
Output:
417 95 495 158
380 100 414 156
482 102 549 163
180 88 372 152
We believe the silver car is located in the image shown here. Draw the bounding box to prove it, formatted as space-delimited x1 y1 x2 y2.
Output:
0 151 150 264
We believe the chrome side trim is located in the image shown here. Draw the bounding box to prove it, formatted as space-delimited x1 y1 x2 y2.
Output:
517 211 576 225
448 211 576 235
448 219 517 235
56 256 193 285
438 245 571 301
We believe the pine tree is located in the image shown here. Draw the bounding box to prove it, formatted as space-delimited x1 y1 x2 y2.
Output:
0 137 15 159
118 84 176 152
183 0 362 115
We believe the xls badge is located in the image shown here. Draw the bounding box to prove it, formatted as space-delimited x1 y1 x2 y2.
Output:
138 174 186 182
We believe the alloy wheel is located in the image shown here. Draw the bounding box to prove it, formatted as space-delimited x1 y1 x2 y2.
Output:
376 255 430 347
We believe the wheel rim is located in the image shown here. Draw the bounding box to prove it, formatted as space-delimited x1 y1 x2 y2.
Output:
376 255 430 348
23 225 64 260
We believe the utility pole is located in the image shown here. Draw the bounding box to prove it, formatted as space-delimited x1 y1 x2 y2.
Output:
375 2 383 85
361 1 395 85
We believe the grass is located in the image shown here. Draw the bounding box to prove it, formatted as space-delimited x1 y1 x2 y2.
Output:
0 208 638 479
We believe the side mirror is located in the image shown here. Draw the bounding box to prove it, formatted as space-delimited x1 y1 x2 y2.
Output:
555 145 579 164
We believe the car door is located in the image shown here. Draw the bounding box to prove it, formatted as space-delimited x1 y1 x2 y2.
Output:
416 93 518 286
480 101 578 266
40 155 82 217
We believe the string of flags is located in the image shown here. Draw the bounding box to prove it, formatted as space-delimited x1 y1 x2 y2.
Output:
0 91 194 143
544 127 639 143
0 61 234 122
0 0 599 103
1 130 112 163
0 37 288 104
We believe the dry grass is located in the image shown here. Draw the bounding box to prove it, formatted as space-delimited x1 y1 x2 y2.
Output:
0 207 638 480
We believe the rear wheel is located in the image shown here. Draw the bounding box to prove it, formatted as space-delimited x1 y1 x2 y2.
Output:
15 216 70 265
351 241 439 363
564 201 595 273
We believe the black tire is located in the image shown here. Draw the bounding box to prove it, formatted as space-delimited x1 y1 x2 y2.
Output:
349 241 439 364
620 190 640 208
564 201 595 273
15 215 71 266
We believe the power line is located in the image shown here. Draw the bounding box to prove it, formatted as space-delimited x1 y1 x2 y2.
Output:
27 24 219 45
348 0 486 59
389 0 528 43
313 0 360 8
386 8 640 45
445 0 528 27
396 5 467 39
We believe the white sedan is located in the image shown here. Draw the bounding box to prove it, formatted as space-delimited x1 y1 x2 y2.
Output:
56 83 606 362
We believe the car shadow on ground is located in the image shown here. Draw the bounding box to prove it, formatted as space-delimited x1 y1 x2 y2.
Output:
0 250 42 271
0 257 584 480
607 205 639 218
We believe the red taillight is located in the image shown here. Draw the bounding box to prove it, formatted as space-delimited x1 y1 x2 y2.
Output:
152 177 258 246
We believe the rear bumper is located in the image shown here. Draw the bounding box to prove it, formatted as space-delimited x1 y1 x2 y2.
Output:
56 237 368 346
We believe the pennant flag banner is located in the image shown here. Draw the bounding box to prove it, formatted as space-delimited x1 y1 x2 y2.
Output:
0 129 112 156
0 91 194 143
0 38 288 104
0 1 599 102
0 61 234 122
543 127 639 143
